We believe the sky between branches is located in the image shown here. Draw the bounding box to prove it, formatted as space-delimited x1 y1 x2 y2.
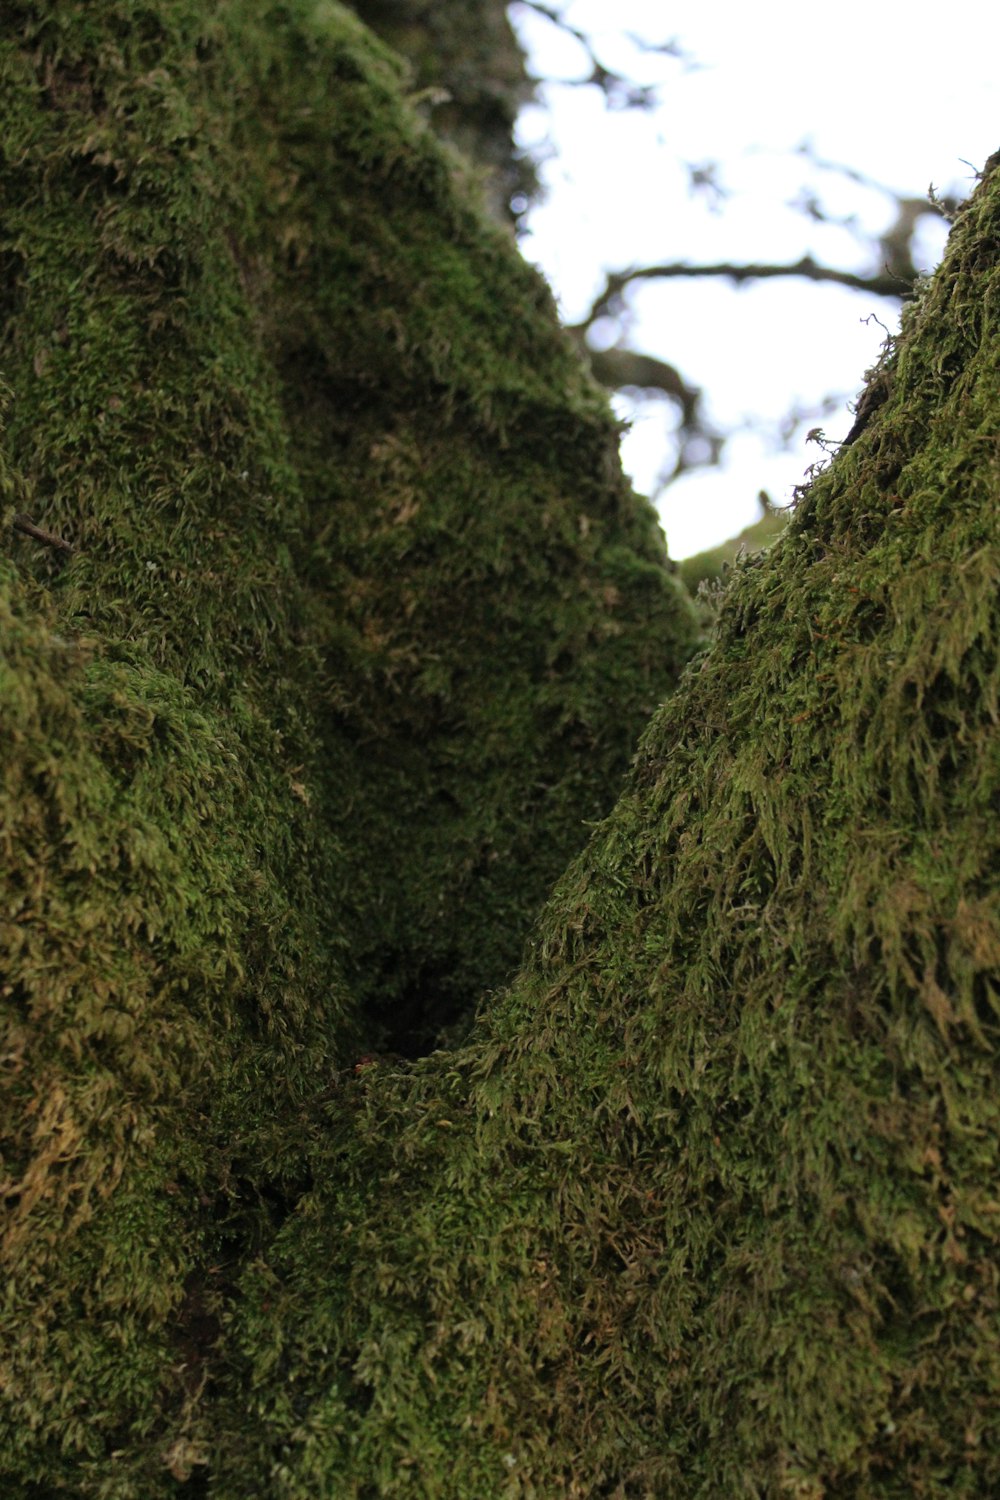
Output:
510 0 1000 558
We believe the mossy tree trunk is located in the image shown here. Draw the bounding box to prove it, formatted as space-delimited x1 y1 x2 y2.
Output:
3 2 999 1496
348 0 534 222
0 2 697 1492
214 159 1000 1495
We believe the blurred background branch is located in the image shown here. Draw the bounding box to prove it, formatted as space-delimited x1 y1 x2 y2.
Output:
349 0 973 571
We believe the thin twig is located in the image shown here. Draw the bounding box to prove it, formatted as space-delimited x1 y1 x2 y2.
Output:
12 512 73 554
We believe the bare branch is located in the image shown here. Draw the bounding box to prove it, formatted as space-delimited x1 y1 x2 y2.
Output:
573 255 909 332
794 139 962 209
511 2 675 106
785 144 962 280
12 512 73 554
582 344 699 420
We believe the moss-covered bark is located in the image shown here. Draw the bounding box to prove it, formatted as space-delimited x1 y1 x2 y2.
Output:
677 497 789 594
348 0 534 222
210 166 1000 1495
0 2 698 1491
7 1 998 1494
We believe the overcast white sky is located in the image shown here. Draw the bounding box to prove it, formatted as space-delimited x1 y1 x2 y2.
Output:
509 0 1000 558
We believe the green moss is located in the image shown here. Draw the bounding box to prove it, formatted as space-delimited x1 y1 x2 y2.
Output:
0 1 697 1489
677 497 789 595
347 0 536 222
204 0 699 1044
211 164 1000 1493
0 554 337 1492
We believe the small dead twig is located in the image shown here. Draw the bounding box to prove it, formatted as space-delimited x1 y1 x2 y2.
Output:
12 512 73 554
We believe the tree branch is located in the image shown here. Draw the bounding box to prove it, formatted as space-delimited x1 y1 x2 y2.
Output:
510 1 676 106
12 512 73 554
573 256 909 331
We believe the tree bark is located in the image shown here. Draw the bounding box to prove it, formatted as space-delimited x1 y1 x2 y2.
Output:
216 160 1000 1496
0 2 696 1490
3 3 999 1496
